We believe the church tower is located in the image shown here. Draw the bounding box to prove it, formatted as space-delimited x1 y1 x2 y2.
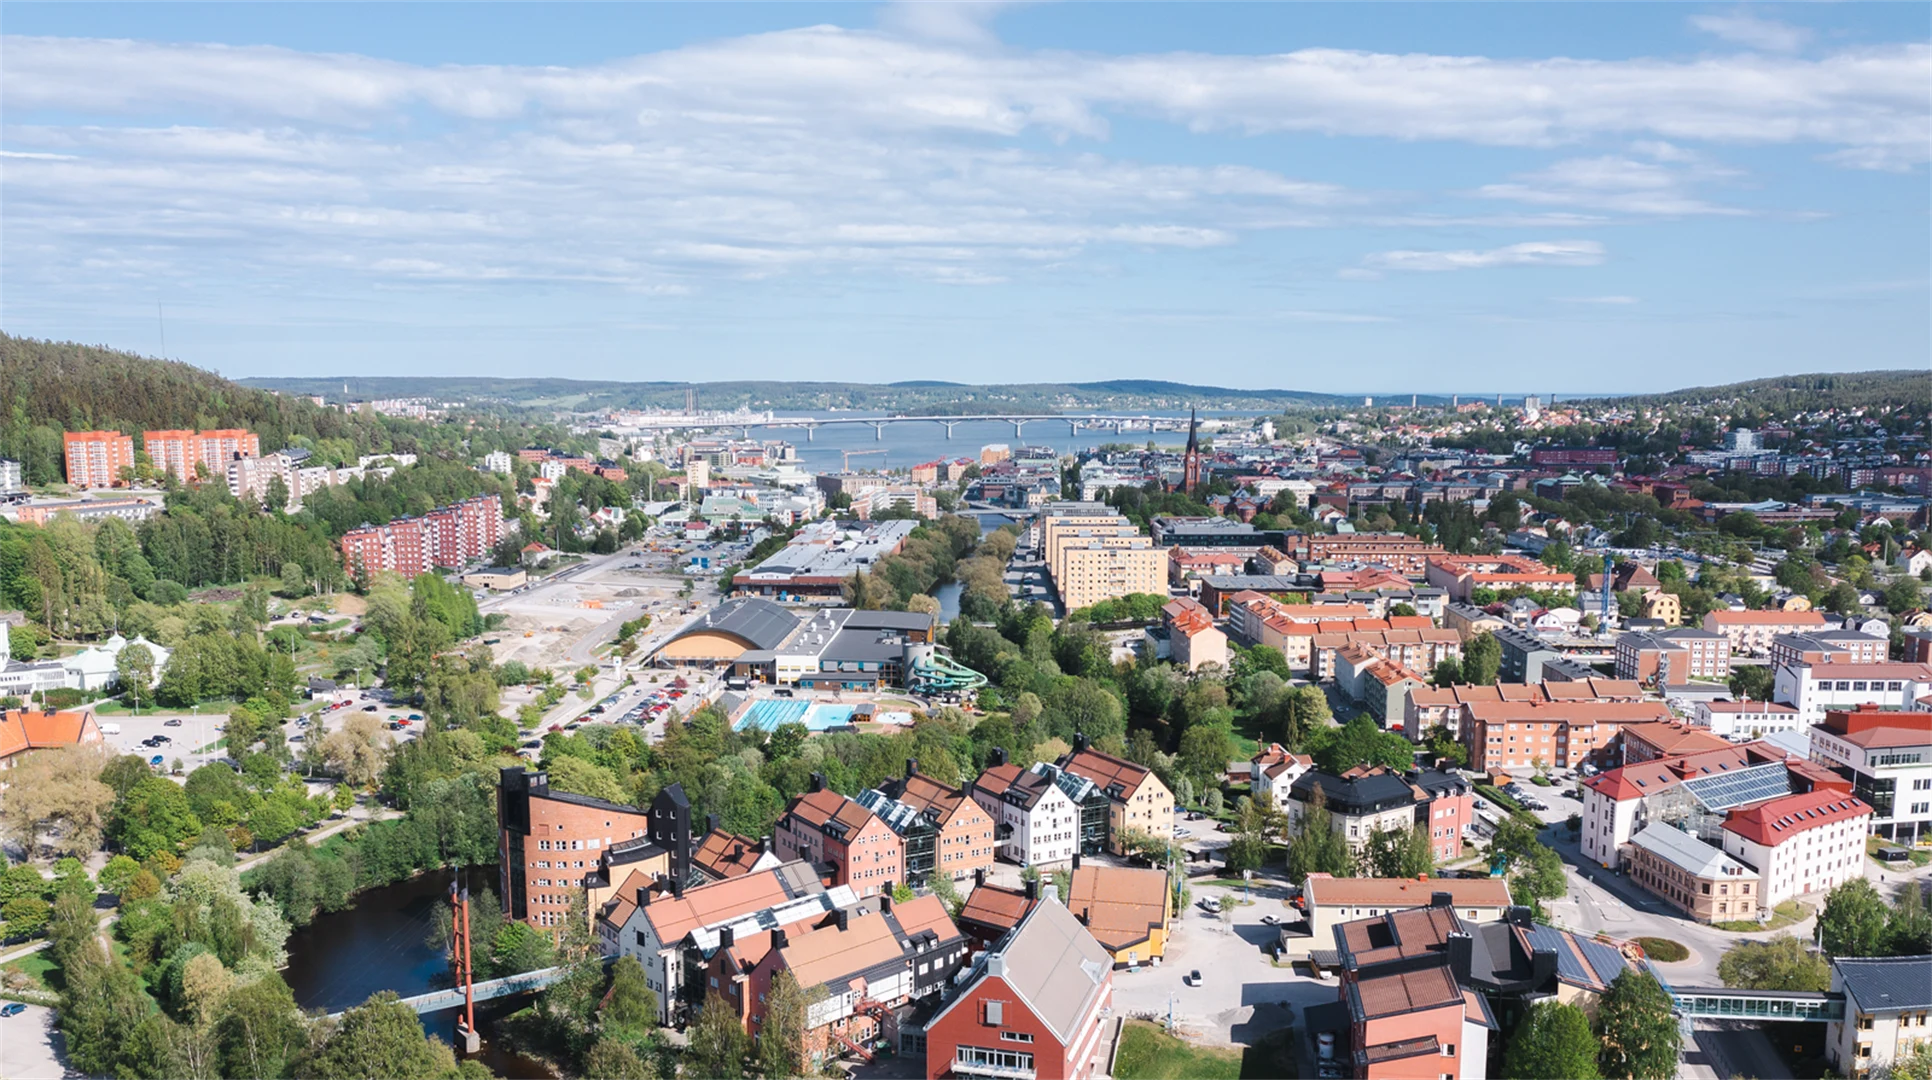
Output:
1182 406 1203 495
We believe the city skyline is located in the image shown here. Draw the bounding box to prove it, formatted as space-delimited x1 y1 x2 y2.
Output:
2 2 1927 389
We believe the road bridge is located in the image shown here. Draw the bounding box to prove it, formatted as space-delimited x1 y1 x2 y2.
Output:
753 414 1187 441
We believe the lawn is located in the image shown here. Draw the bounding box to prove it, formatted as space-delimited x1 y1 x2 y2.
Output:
1635 936 1689 962
1712 900 1814 934
1 950 61 994
1115 1021 1243 1080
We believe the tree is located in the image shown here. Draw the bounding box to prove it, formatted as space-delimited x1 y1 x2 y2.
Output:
279 560 308 598
1488 818 1566 909
585 1039 654 1080
1820 878 1891 958
604 955 658 1032
1363 824 1435 880
1594 969 1682 1080
113 774 204 860
1728 664 1774 702
213 971 309 1080
1717 934 1829 992
1883 576 1924 615
303 991 458 1079
98 853 141 897
1461 632 1501 685
1284 785 1354 883
116 642 155 710
59 939 153 1078
685 994 748 1080
1502 1000 1600 1080
1306 714 1413 773
759 969 826 1080
1431 658 1464 687
320 713 391 788
0 743 116 857
1889 879 1932 957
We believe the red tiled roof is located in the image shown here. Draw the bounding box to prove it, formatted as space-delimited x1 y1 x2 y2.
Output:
1706 610 1828 626
1724 790 1872 846
0 709 99 762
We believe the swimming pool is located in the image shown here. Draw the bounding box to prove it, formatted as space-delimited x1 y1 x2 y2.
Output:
734 701 858 733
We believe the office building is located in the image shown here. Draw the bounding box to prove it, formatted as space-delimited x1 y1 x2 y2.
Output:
497 766 654 936
1773 661 1932 725
1808 705 1932 844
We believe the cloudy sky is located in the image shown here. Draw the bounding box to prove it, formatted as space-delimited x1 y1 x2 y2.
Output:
2 2 1926 392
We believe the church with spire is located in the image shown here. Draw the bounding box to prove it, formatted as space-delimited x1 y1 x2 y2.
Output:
1181 406 1203 494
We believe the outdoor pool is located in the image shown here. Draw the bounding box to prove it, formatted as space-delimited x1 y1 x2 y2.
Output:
734 701 858 733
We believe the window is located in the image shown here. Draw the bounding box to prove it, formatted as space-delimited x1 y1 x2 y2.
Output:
1442 1044 1456 1057
1000 1032 1034 1044
983 1001 1004 1025
958 1046 1034 1073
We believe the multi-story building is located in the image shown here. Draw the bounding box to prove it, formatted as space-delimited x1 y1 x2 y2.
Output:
1279 533 1446 577
1614 627 1731 687
1250 743 1315 814
1720 788 1871 905
1404 679 1643 742
710 893 969 1065
1770 630 1889 670
1321 898 1494 1080
62 430 136 489
1690 699 1803 739
1826 956 1932 1080
1772 661 1932 725
13 497 160 526
1065 858 1173 969
1623 822 1761 923
339 494 503 578
483 450 514 475
867 761 996 884
922 899 1116 1080
1424 554 1575 601
1617 721 1733 764
143 428 259 481
1156 597 1227 672
968 753 1091 868
497 766 654 936
1298 877 1512 951
1057 738 1174 854
1054 539 1165 613
1309 628 1462 684
1286 767 1428 853
775 776 905 898
1808 705 1932 845
0 459 23 495
1463 699 1673 774
1702 609 1830 656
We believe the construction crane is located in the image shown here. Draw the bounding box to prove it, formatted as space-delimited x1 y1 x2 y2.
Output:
842 448 886 470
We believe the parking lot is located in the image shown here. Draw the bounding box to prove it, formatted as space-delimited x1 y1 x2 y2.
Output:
0 1003 71 1079
93 709 227 773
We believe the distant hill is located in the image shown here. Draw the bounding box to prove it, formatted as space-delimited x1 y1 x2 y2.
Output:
0 334 381 484
238 375 1361 412
1605 370 1930 411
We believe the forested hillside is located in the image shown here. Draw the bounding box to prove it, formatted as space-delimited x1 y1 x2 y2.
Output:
1609 370 1930 411
0 335 391 484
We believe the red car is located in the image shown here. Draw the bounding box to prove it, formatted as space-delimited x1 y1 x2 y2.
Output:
548 724 563 732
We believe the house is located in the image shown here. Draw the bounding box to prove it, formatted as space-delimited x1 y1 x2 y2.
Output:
1065 857 1173 968
1297 876 1512 952
1826 956 1932 1080
1896 548 1932 577
955 874 1040 952
710 892 970 1066
922 896 1116 1080
873 761 997 884
774 775 906 897
0 709 102 771
1158 597 1228 672
1641 591 1682 625
1250 744 1315 814
691 825 784 882
967 750 1088 868
1057 737 1175 854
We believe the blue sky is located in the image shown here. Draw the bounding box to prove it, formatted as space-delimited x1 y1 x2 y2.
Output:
2 2 1926 394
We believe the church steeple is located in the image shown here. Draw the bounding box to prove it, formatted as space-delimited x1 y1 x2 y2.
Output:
1182 406 1203 494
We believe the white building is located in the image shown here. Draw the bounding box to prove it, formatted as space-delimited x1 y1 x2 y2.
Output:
966 755 1082 869
1827 956 1932 1080
1690 699 1804 739
1773 661 1932 725
1250 744 1314 814
0 459 21 495
1808 705 1932 845
483 451 514 475
1719 789 1871 906
0 633 171 696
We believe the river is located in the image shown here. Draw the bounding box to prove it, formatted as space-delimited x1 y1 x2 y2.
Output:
282 868 557 1079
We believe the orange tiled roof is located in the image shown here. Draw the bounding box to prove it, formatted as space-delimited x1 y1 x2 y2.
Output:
0 709 98 761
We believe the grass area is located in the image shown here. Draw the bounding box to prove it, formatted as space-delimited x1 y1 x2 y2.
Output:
1635 936 1689 962
1715 900 1816 933
1115 1021 1244 1080
1 950 60 993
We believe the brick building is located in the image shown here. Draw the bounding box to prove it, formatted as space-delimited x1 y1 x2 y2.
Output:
775 776 905 898
872 762 996 884
143 428 260 481
1463 699 1674 774
1702 609 1829 656
339 494 502 577
497 766 653 936
1614 627 1731 687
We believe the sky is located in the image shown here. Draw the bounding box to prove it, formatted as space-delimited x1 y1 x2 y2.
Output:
1 2 1927 394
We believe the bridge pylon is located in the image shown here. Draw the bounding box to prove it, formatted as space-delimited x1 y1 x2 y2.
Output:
450 877 480 1054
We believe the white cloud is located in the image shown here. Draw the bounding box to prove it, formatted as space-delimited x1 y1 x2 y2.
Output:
1691 12 1812 54
1473 151 1747 216
1362 240 1607 273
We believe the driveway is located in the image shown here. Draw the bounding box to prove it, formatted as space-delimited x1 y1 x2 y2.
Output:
0 1003 74 1079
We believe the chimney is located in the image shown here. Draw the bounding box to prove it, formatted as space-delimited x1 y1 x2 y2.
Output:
637 885 651 907
836 908 852 932
810 773 826 793
1042 883 1060 905
758 835 770 855
1446 931 1473 982
989 746 1008 768
1076 906 1089 926
772 927 788 950
1073 733 1090 754
974 868 986 889
1024 878 1038 902
1430 891 1453 909
1071 853 1081 871
671 876 684 899
881 893 894 915
1529 946 1558 990
906 758 918 781
720 926 735 948
707 813 720 836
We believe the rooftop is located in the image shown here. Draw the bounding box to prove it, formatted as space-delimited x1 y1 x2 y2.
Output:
1723 790 1872 847
1629 824 1757 879
1305 877 1512 910
1836 956 1932 1014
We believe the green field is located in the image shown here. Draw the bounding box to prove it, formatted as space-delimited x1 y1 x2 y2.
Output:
1114 1022 1244 1080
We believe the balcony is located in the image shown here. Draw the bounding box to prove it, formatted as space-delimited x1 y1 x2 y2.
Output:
951 1060 1037 1080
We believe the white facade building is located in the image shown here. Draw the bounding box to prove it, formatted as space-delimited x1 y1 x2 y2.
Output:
1691 699 1804 739
1773 661 1932 725
967 756 1082 869
483 451 514 475
1809 706 1932 844
1719 789 1872 906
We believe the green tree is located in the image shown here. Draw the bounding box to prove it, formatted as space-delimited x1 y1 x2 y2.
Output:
1306 714 1413 773
759 969 826 1080
213 971 309 1080
685 994 748 1080
1488 817 1567 909
604 955 659 1032
1363 824 1435 880
1728 664 1774 702
1595 970 1682 1080
585 1039 654 1080
59 940 153 1079
116 642 155 710
1717 934 1830 992
1502 1000 1601 1080
98 853 141 897
1889 879 1932 957
302 991 457 1080
113 775 204 860
1284 785 1354 883
1461 632 1501 685
1819 878 1891 958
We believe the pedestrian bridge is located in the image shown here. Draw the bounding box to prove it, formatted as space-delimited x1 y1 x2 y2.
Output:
327 965 571 1019
1647 963 1845 1022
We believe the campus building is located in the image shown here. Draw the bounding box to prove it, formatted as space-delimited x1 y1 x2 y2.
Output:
497 766 654 935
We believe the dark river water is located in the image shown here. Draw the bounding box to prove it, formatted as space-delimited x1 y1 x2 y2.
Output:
282 867 557 1078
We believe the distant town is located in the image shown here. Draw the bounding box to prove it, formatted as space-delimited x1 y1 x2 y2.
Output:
1 341 1929 1080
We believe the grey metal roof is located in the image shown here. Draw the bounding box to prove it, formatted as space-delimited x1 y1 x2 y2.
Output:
1836 956 1932 1014
930 895 1113 1046
1629 825 1756 879
1290 770 1418 815
668 597 801 651
1521 923 1630 991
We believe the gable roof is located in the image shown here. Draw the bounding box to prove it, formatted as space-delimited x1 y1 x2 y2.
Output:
1060 747 1156 802
930 899 1113 1047
0 709 98 761
691 828 773 880
1836 956 1932 1014
636 860 824 945
957 883 1036 937
879 768 983 828
1723 790 1872 846
783 788 881 839
1304 876 1512 910
1067 864 1168 953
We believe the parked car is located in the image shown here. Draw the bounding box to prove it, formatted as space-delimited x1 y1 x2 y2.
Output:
362 704 378 711
1188 970 1204 987
164 718 183 727
0 1002 27 1017
149 754 165 766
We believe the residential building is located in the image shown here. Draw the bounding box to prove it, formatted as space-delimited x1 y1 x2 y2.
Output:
1463 699 1674 774
1298 876 1512 952
967 751 1087 868
1618 721 1733 764
1286 767 1437 855
1770 631 1889 670
954 875 1040 952
0 459 23 495
1808 705 1932 844
1065 858 1172 968
13 497 160 526
1623 824 1761 923
691 826 784 882
1773 662 1932 725
339 494 503 577
1702 610 1830 656
1403 679 1643 743
1054 539 1166 614
1614 627 1731 687
1057 737 1174 854
1250 744 1315 814
1690 700 1804 739
922 898 1115 1080
775 776 906 897
497 766 654 936
1642 591 1682 625
1319 897 1495 1080
143 428 260 481
1280 533 1446 577
0 709 103 770
1425 554 1575 601
1158 597 1227 672
483 450 514 474
870 761 997 884
1719 788 1871 905
1826 956 1932 1080
62 430 136 489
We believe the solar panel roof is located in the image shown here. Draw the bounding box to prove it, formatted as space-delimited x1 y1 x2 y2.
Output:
1680 762 1792 812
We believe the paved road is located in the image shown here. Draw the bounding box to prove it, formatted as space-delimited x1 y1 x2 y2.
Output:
1689 1019 1792 1080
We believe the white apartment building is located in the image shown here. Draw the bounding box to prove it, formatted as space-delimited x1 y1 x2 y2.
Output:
1691 700 1804 739
1773 661 1932 725
1249 744 1314 814
483 451 514 475
1808 705 1932 844
1703 610 1830 656
1719 789 1872 906
967 756 1082 869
